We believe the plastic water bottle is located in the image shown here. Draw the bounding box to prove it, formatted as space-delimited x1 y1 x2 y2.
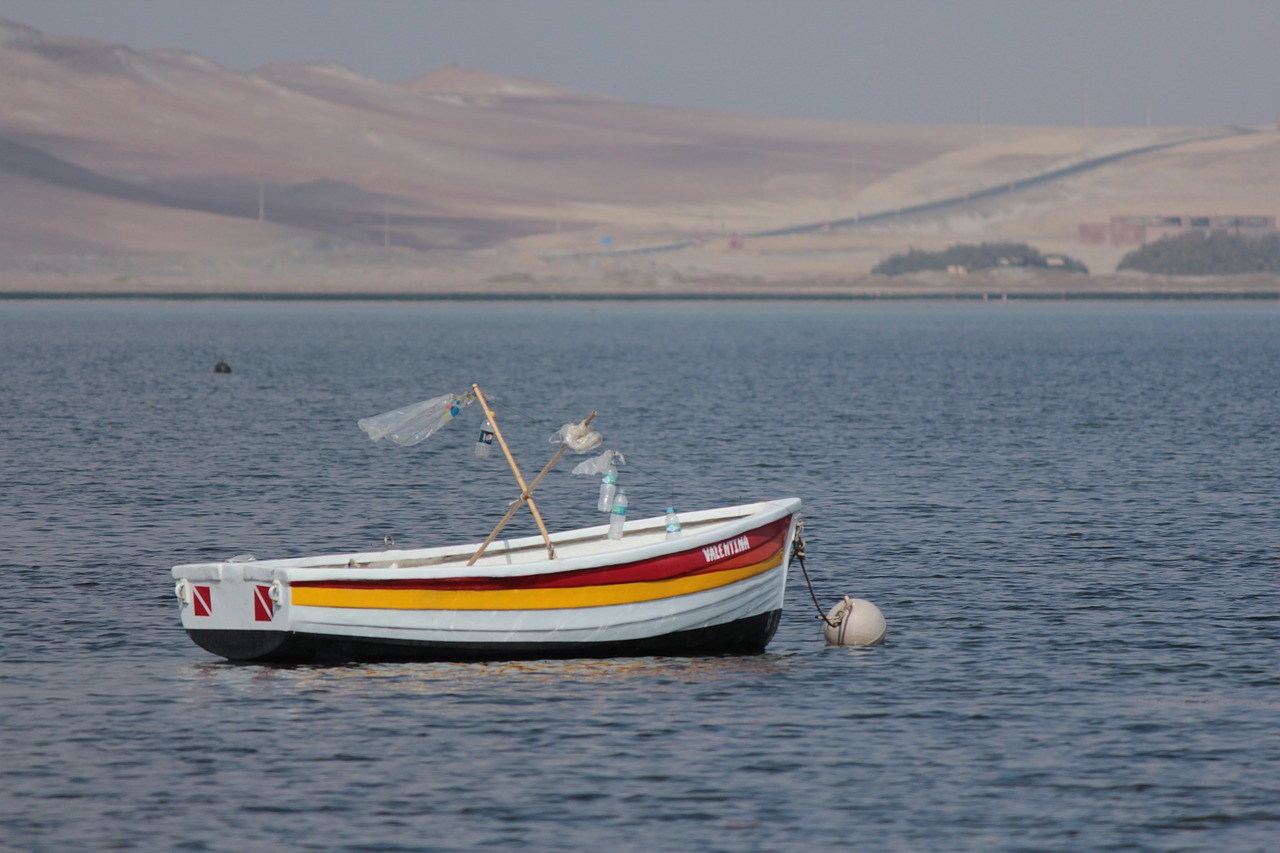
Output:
474 421 495 458
608 489 627 540
664 507 682 539
598 462 618 512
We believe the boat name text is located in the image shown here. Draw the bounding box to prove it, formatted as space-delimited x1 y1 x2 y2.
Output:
703 535 750 563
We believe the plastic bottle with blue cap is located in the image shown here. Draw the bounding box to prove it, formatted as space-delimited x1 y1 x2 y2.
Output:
607 489 628 540
664 507 682 539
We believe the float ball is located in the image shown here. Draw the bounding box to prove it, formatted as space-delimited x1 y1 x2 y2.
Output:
823 596 886 646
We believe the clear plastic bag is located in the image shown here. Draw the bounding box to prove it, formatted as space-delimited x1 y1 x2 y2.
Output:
571 449 625 475
359 392 473 446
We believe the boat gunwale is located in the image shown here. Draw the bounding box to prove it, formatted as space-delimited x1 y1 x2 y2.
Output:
171 498 801 583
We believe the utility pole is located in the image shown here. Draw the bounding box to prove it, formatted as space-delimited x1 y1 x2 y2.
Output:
258 183 265 222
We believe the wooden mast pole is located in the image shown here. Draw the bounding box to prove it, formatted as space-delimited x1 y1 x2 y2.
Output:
467 409 596 567
470 384 558 560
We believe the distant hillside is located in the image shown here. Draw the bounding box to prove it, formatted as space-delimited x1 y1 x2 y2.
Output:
400 62 598 99
0 17 964 258
0 16 1275 292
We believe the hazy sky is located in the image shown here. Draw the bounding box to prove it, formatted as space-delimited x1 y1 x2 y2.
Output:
2 0 1278 127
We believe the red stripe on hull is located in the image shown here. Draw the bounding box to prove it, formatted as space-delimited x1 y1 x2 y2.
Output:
293 515 792 593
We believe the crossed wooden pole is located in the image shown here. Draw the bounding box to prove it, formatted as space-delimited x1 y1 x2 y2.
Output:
467 384 596 567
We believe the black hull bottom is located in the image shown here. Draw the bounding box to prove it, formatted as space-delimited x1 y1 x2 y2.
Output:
187 610 782 664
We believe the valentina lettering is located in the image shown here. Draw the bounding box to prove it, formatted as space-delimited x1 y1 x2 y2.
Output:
702 535 750 563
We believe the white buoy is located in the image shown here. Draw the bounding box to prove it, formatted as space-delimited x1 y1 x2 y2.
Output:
823 596 886 646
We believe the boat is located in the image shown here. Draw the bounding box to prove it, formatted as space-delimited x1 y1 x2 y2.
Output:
171 385 803 664
172 498 801 664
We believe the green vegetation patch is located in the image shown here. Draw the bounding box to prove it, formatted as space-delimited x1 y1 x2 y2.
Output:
1118 232 1280 276
872 242 1088 276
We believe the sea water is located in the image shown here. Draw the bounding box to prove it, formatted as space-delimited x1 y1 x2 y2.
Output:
2 299 1278 851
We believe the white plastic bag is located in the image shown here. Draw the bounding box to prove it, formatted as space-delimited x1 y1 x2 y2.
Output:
552 421 603 454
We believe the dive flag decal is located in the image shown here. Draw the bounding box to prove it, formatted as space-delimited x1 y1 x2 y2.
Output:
253 585 275 622
193 585 212 617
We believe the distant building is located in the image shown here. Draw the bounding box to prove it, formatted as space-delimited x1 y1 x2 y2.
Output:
1078 214 1276 246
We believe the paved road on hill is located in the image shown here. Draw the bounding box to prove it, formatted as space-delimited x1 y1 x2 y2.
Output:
549 126 1255 260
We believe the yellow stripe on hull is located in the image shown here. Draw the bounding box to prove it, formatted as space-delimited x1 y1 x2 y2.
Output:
291 553 783 611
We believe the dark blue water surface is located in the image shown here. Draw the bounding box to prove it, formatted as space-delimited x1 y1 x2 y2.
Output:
2 300 1278 852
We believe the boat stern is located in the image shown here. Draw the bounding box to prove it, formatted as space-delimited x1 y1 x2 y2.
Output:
171 560 293 661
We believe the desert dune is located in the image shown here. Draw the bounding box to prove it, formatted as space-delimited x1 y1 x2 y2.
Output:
1 19 1276 296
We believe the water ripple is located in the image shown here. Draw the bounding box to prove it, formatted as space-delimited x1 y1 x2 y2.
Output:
2 301 1278 852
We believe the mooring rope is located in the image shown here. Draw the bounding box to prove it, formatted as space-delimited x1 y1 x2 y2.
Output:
792 521 838 628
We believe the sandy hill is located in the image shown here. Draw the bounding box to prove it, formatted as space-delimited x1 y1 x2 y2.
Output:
0 18 1276 293
400 62 595 99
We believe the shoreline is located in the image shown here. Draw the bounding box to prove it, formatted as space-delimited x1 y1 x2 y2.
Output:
3 259 1279 302
4 289 1279 302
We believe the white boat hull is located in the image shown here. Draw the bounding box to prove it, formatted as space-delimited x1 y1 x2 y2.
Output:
172 498 802 663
